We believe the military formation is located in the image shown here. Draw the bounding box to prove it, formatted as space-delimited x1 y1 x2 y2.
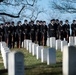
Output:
0 19 76 49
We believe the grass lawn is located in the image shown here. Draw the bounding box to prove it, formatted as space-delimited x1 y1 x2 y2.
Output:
0 48 62 75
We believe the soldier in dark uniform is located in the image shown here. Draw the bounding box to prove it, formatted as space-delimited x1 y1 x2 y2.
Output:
71 20 76 36
63 20 70 42
30 21 35 42
22 20 28 40
54 19 60 39
58 21 64 40
48 19 55 37
35 20 40 43
0 23 4 41
42 21 47 46
4 22 9 46
16 21 22 48
11 21 16 48
38 21 43 45
7 22 12 48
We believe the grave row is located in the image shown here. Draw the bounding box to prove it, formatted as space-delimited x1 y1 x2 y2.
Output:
24 39 56 65
0 42 24 75
24 39 76 75
47 36 76 51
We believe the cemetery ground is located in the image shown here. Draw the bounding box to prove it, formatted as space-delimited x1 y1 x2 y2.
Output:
0 48 62 75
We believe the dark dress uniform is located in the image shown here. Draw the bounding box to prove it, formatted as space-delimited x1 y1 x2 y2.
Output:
0 25 4 41
7 25 12 48
22 24 28 40
11 25 16 48
37 24 43 45
57 24 64 40
48 23 55 37
54 23 59 39
71 23 76 36
4 25 9 46
63 24 70 42
30 24 35 42
42 25 47 46
16 25 22 48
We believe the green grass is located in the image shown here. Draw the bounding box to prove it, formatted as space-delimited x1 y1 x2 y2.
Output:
0 48 62 75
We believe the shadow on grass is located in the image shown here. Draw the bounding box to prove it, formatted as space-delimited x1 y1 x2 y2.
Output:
0 69 7 75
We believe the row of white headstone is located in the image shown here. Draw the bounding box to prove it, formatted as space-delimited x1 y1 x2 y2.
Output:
47 36 76 51
0 42 24 75
0 42 10 69
24 39 76 75
24 39 56 65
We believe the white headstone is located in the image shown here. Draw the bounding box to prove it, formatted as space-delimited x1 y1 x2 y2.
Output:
28 42 32 53
74 37 76 46
8 51 24 75
41 48 47 62
47 48 56 65
36 46 43 59
24 40 26 48
32 44 38 56
26 40 32 50
56 40 61 50
50 37 56 48
63 46 76 75
68 36 74 46
47 38 50 46
1 43 10 69
61 41 68 52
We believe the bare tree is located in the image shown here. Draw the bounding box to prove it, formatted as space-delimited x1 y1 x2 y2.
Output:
51 0 76 13
0 0 45 23
0 0 37 18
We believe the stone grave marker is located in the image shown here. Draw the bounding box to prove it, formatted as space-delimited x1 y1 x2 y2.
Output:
36 46 43 59
32 44 38 56
50 37 56 48
68 36 74 46
47 48 56 65
47 38 50 46
41 48 47 62
56 40 61 50
8 51 24 75
61 41 68 52
63 46 76 75
28 42 32 53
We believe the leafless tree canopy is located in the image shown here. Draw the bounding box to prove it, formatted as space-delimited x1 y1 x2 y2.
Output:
0 0 45 22
51 0 76 13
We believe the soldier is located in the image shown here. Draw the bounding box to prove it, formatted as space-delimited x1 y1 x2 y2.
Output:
16 21 22 48
4 22 9 46
0 23 4 41
35 20 40 43
63 20 70 42
37 21 43 45
54 19 60 39
48 19 55 37
22 20 28 40
7 22 12 48
58 21 64 40
11 21 16 48
71 20 76 36
30 21 35 42
42 21 47 46
74 20 76 36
